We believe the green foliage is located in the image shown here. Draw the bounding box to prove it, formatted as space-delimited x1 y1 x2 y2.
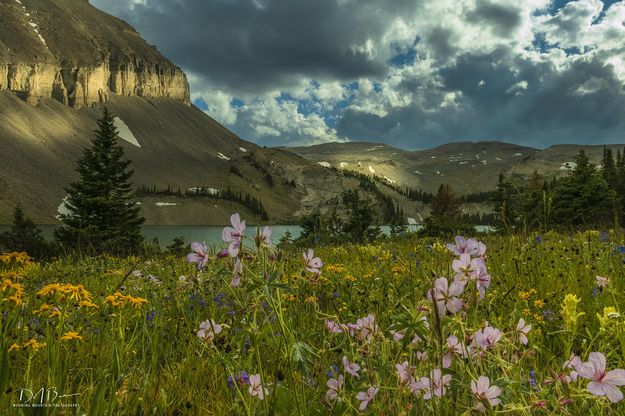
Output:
166 236 187 256
54 108 145 254
429 183 462 221
2 231 625 414
298 191 382 245
493 149 622 232
0 205 50 258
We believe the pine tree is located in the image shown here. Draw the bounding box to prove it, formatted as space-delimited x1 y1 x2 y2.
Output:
430 183 462 220
550 150 617 227
55 108 144 254
0 205 48 258
602 147 617 189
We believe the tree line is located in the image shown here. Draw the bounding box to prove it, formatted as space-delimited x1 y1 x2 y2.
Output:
493 148 625 232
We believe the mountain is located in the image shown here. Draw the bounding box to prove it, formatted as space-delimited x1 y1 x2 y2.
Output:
0 0 422 225
286 141 625 194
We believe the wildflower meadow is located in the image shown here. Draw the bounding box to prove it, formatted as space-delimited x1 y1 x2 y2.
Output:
1 214 625 415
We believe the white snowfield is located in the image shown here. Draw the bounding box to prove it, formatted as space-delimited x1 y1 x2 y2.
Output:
514 153 523 157
155 202 177 207
57 196 70 218
17 0 47 46
560 161 577 171
384 176 396 184
368 165 376 174
318 161 332 168
414 170 422 174
339 162 349 168
217 152 231 160
239 147 247 152
113 117 141 147
187 187 219 195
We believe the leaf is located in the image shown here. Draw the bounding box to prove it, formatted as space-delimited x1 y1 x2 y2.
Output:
290 341 318 376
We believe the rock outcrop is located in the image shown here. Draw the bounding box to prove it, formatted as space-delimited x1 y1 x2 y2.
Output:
0 0 190 108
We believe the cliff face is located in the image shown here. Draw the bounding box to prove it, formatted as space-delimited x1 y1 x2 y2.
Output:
0 0 189 108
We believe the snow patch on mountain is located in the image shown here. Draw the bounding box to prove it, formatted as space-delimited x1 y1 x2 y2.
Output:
113 117 141 147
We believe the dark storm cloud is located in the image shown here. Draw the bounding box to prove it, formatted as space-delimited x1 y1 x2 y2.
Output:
92 0 625 149
466 1 523 37
424 27 459 61
337 51 625 150
94 0 420 94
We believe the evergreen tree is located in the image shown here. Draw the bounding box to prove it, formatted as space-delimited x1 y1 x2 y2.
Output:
550 150 617 227
55 108 144 254
602 147 617 189
429 183 462 220
0 205 49 258
521 171 546 230
492 173 520 232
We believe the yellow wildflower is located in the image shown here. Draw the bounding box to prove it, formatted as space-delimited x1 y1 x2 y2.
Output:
127 296 148 309
61 331 83 341
326 264 346 273
344 274 357 282
37 283 63 297
597 306 620 329
561 294 585 331
3 295 26 306
305 296 318 304
33 303 52 315
22 339 46 350
391 265 407 274
79 300 99 309
534 299 545 309
8 343 20 352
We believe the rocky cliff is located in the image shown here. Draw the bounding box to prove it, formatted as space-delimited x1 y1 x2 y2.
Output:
0 0 189 108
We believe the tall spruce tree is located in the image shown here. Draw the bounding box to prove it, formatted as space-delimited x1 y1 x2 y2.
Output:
55 108 144 254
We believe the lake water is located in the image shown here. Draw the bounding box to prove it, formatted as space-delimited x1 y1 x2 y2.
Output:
0 224 494 248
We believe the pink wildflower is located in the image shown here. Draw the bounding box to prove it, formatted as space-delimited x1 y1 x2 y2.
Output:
395 362 415 387
258 226 272 247
596 276 609 288
231 258 243 287
303 249 323 274
186 242 209 270
471 376 501 412
222 213 246 257
443 335 466 368
196 319 224 341
326 375 344 401
248 374 269 400
474 324 502 350
419 369 451 400
452 253 485 285
325 319 343 334
577 352 625 403
356 386 378 411
342 356 361 379
428 277 464 315
516 318 531 345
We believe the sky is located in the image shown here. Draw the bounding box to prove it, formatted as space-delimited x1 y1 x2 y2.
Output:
90 0 625 150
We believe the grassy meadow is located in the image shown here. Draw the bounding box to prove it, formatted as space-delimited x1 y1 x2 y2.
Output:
1 221 625 415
